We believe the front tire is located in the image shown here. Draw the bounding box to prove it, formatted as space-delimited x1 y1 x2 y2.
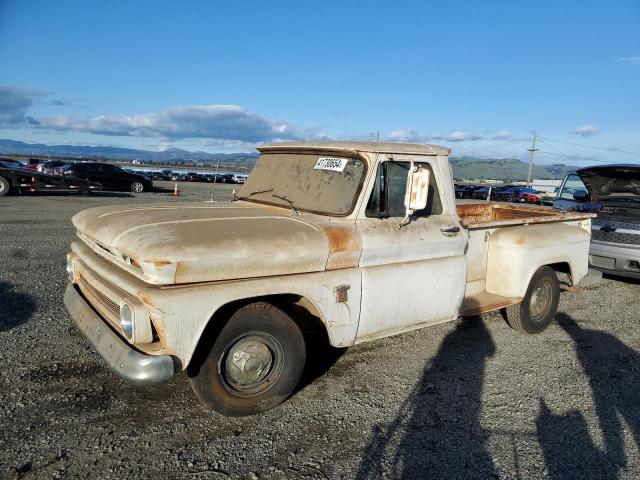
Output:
504 266 560 334
0 176 10 196
131 181 145 193
189 302 306 416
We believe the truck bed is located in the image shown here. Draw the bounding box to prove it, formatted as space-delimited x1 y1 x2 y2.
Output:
456 203 591 229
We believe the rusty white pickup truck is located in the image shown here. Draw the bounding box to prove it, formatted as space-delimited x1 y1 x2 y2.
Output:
64 142 592 415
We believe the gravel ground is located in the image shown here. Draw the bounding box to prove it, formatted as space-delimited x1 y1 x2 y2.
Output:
1 182 639 479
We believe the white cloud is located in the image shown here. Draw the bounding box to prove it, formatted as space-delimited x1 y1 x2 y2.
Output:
573 124 599 137
616 55 640 65
386 129 513 143
491 130 513 140
0 85 51 126
38 104 306 143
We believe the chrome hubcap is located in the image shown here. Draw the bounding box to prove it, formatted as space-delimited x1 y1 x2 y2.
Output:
222 334 282 394
132 182 143 192
530 282 552 320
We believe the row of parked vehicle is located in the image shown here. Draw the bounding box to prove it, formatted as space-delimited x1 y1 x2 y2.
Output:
454 183 554 205
1 158 250 196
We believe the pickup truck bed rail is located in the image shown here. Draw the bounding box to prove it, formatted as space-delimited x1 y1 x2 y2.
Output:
457 203 592 229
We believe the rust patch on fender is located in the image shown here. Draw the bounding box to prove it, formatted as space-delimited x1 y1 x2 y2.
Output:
321 224 362 270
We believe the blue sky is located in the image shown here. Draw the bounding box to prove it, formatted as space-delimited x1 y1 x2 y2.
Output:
1 0 639 164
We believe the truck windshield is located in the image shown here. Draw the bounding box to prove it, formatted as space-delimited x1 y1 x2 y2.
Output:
238 152 367 215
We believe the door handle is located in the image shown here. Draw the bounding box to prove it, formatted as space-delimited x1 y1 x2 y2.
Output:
440 226 461 234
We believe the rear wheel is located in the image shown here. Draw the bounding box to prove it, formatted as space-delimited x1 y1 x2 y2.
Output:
189 302 306 416
504 266 560 334
0 176 10 196
131 181 145 193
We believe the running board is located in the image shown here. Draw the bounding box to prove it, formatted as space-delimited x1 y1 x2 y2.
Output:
460 292 520 316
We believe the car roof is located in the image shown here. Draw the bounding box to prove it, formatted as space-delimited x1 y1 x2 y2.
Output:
258 141 450 156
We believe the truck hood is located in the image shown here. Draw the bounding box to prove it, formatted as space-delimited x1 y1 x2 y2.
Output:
577 165 640 203
72 203 361 285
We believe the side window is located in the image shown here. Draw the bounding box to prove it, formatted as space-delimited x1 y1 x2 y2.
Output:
559 174 586 200
366 161 443 218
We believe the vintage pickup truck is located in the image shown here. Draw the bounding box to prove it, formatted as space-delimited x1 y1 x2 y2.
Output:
64 142 592 415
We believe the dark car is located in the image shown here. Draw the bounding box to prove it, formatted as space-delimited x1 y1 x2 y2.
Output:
186 172 205 182
0 160 100 196
62 162 152 192
455 185 484 199
493 186 527 202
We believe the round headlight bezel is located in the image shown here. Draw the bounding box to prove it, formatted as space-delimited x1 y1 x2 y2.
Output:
119 303 135 340
66 255 75 282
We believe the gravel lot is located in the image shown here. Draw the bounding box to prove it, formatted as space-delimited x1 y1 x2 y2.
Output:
1 182 640 479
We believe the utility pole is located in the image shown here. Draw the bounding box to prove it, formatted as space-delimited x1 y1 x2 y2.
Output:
526 133 538 187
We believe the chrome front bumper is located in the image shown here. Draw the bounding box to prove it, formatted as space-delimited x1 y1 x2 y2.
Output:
64 284 176 385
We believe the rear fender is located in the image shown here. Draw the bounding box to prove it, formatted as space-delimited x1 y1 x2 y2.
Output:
485 223 590 298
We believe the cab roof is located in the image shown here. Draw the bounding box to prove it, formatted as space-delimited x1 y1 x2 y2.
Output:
258 141 450 156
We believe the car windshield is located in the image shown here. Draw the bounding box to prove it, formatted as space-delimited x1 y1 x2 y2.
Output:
238 152 367 215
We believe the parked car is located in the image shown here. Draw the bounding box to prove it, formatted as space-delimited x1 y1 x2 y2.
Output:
230 174 248 184
455 185 485 199
64 141 591 416
517 188 544 204
0 160 100 196
185 172 205 182
62 162 152 192
493 186 527 202
25 158 44 171
554 165 640 279
42 160 72 175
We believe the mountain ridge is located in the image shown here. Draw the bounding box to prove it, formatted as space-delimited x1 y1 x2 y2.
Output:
0 138 579 180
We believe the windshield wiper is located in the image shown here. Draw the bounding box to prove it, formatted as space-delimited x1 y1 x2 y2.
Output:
234 188 273 201
272 193 298 215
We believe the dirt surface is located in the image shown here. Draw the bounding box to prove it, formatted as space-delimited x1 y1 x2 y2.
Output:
1 182 640 479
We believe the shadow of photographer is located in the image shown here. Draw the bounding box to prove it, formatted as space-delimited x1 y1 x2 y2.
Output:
356 316 497 479
536 312 640 478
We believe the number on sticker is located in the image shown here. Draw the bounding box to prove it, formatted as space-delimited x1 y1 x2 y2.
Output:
314 157 349 172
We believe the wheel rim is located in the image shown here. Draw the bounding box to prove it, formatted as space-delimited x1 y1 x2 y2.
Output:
220 333 284 397
132 182 143 193
0 182 5 193
529 280 553 321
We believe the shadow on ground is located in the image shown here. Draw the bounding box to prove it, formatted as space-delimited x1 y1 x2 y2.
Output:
0 281 36 332
536 312 640 479
356 316 496 479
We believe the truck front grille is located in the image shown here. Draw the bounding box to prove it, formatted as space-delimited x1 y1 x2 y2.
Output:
591 229 640 246
77 272 122 323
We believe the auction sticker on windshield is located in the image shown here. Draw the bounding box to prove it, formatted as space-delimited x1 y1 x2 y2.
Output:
314 157 349 172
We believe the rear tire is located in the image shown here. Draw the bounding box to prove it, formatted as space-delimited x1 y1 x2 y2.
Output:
0 176 10 196
504 266 560 334
189 302 306 416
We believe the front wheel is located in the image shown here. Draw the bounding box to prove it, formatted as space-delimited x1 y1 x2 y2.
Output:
189 302 306 416
504 266 560 334
0 176 10 196
131 181 145 193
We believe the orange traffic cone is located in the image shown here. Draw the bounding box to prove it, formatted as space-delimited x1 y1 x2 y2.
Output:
171 183 181 196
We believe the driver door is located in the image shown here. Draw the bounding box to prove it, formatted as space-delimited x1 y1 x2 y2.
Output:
355 155 468 340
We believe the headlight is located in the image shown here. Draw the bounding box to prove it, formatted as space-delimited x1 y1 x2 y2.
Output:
120 303 134 339
66 254 75 282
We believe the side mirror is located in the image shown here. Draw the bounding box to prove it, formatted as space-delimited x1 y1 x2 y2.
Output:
573 189 589 202
396 162 430 229
404 164 430 212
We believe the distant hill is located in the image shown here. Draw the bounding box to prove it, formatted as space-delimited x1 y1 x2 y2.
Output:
0 139 577 180
451 156 578 181
0 139 258 166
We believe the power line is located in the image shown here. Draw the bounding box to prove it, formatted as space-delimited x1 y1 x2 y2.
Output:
537 150 626 164
538 136 640 156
